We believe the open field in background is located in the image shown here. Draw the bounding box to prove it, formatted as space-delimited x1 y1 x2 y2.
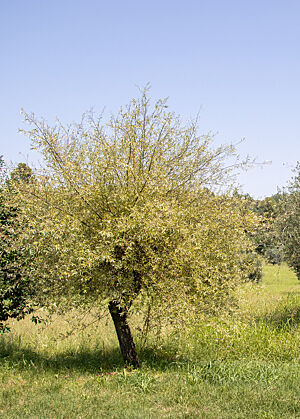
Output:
0 264 299 418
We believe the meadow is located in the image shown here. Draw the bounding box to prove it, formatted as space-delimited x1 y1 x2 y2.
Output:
0 264 299 418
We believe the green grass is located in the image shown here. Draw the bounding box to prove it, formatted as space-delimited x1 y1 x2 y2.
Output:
1 264 299 418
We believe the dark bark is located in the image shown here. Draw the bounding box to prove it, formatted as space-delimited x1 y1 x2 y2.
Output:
108 268 142 367
108 300 140 368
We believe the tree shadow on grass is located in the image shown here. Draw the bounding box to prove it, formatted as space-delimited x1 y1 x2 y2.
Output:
0 336 186 374
281 290 300 295
256 298 300 330
0 334 125 373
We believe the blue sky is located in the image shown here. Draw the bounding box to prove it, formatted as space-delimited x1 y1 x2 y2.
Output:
1 0 299 197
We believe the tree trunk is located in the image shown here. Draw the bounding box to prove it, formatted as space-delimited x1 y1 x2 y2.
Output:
108 300 140 368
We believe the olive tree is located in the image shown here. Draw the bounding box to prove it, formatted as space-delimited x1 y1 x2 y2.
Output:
12 91 257 367
276 163 300 278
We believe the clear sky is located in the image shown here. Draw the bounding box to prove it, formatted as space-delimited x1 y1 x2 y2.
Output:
1 0 299 198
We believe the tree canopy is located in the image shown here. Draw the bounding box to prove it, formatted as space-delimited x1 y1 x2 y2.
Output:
276 163 300 279
9 91 258 366
0 159 35 332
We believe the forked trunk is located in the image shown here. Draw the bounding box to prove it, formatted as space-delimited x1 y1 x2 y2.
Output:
108 300 140 368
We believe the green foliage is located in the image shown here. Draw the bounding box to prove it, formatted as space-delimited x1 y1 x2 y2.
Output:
0 159 35 332
276 163 300 278
244 194 283 265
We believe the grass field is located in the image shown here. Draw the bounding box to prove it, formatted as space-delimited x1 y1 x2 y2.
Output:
1 264 299 418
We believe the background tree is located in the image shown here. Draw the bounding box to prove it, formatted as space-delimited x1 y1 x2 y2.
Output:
12 91 258 366
0 159 35 332
276 163 300 279
250 194 283 266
